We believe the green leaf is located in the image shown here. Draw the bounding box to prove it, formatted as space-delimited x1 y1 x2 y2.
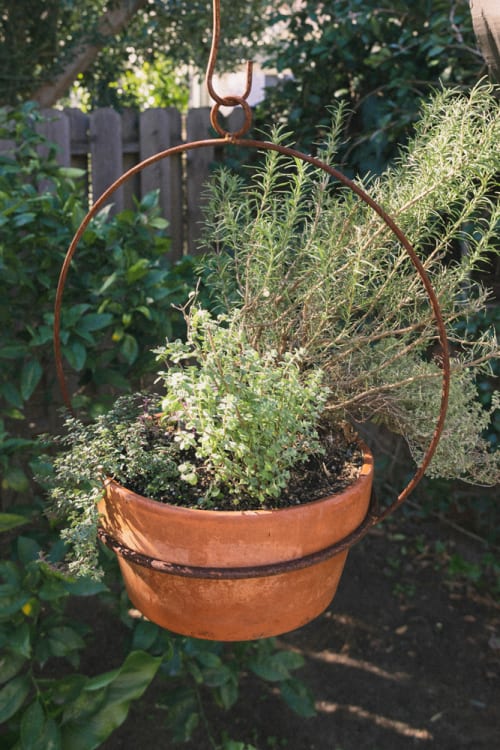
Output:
14 212 36 227
248 650 303 683
47 626 85 658
20 700 45 749
96 272 118 295
60 685 106 727
29 325 53 347
62 578 108 597
202 665 232 688
220 741 256 750
0 652 27 684
0 381 23 408
77 314 113 333
248 657 288 682
39 577 70 602
61 651 161 750
40 717 62 750
63 304 90 325
0 591 30 619
120 334 139 364
0 560 22 588
271 650 304 671
8 621 31 659
126 259 149 283
218 678 238 710
139 191 159 211
0 344 27 359
0 674 31 722
58 167 85 179
134 305 152 320
0 513 29 532
164 687 199 743
17 536 41 565
187 660 204 684
20 359 43 401
1 437 34 451
63 341 87 371
149 217 168 230
280 678 316 717
131 620 160 651
47 539 68 565
427 44 445 57
42 674 87 708
1 466 30 492
192 649 222 669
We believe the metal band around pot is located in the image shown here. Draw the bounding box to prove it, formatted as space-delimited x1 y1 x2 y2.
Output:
97 489 380 580
54 137 450 544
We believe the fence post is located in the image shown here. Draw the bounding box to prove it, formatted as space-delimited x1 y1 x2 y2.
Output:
140 108 183 259
38 109 71 166
186 107 214 255
89 108 124 214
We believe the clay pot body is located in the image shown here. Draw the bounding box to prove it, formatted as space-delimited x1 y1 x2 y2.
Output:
98 446 373 641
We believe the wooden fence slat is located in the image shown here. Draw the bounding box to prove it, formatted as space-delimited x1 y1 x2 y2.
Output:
66 108 90 203
38 109 70 166
121 109 140 211
140 108 183 259
89 108 124 214
67 108 90 156
185 107 214 255
2 105 226 256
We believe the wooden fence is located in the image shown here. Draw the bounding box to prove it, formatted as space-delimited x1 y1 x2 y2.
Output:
4 106 245 258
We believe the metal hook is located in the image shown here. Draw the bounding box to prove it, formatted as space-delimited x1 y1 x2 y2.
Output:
205 0 254 138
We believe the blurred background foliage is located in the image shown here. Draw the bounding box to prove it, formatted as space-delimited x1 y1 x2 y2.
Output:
258 0 486 174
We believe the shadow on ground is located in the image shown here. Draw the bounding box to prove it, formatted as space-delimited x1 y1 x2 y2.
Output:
99 513 499 750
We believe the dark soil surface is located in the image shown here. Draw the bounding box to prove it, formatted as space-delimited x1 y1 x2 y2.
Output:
96 511 500 750
127 413 363 511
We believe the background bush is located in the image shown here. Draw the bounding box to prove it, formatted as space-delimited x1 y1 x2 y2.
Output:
0 103 201 499
259 0 485 175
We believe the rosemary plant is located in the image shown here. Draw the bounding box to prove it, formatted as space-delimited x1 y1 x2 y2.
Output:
201 82 500 485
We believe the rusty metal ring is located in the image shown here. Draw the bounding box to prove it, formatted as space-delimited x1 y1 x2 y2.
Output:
54 136 451 537
210 98 253 138
97 490 380 580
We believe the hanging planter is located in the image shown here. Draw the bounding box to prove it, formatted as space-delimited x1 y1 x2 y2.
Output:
50 123 449 639
48 0 500 640
97 454 372 641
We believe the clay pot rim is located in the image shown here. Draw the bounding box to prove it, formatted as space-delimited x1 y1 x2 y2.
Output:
103 440 373 520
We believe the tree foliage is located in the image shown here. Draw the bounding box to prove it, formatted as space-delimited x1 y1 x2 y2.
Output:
0 0 269 108
259 0 487 174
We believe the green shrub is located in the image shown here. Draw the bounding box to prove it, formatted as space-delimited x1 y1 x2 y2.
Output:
259 0 484 174
0 512 314 749
0 103 200 495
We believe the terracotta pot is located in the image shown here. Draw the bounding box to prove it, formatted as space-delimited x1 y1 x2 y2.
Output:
98 445 373 641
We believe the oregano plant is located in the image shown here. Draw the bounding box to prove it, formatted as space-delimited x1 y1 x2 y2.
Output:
156 307 329 505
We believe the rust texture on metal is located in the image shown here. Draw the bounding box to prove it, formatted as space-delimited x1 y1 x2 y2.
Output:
206 0 253 138
97 489 380 580
53 0 451 555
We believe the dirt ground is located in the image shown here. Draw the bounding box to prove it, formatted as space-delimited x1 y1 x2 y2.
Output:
97 511 500 750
